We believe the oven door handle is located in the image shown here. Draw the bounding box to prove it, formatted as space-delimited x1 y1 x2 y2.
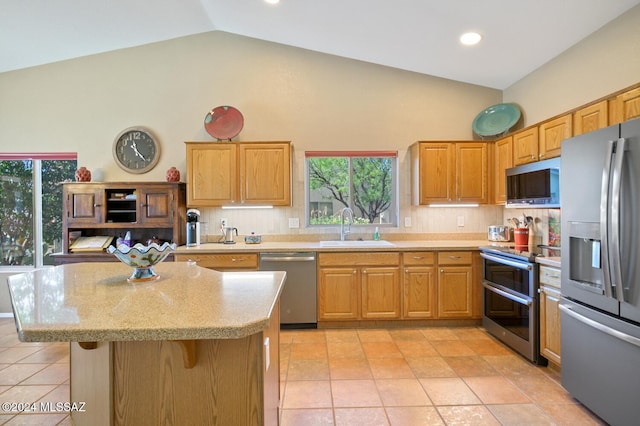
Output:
482 282 532 306
480 252 533 271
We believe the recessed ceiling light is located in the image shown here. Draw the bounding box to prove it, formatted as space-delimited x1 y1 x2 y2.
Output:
460 32 482 46
264 0 280 4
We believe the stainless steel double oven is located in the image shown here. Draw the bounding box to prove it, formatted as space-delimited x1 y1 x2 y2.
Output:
480 246 543 364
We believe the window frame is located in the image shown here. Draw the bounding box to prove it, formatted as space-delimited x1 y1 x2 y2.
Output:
305 150 399 228
0 152 77 271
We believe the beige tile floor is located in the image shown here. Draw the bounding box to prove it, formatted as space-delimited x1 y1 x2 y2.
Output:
0 317 605 425
279 327 607 426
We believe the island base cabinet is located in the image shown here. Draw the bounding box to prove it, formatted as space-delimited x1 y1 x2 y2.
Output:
71 306 280 426
70 342 113 426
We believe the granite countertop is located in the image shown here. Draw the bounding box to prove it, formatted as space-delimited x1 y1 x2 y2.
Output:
175 239 499 254
7 262 285 343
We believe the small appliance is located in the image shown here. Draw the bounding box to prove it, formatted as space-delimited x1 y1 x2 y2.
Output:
506 157 560 208
222 226 238 244
487 225 511 242
186 209 200 246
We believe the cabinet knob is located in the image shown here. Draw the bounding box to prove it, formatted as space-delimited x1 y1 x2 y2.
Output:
440 269 444 273
352 270 357 275
413 256 424 260
362 269 367 274
405 269 409 273
448 255 461 259
93 204 101 207
539 153 545 158
531 155 535 159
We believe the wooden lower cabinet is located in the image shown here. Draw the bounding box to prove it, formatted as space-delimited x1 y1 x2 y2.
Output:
539 265 562 366
319 250 481 323
318 267 360 320
437 252 474 319
174 253 258 271
403 252 436 319
361 267 401 319
318 252 401 321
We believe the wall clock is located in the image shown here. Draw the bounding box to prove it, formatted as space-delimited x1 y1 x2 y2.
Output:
112 127 160 174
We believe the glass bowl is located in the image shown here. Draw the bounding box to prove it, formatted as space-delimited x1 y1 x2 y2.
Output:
107 242 176 283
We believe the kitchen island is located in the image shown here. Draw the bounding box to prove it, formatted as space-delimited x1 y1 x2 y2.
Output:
7 262 285 426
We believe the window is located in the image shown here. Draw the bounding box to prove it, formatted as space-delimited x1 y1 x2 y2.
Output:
0 154 77 267
306 151 398 226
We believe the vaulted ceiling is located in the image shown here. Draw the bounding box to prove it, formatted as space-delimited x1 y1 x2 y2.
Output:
2 0 639 89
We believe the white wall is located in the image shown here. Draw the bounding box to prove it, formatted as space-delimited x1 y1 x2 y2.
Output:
503 4 640 125
0 30 504 240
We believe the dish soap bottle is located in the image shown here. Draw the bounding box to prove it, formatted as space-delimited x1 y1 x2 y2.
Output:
373 227 380 241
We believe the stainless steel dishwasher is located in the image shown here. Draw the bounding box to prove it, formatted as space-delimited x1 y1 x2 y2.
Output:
259 252 317 329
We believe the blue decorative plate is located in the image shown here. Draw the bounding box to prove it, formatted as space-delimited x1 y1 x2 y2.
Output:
472 103 521 137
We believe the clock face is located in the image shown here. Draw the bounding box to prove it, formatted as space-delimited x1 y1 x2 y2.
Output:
113 127 160 173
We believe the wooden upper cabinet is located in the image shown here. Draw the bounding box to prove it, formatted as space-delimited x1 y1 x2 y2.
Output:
574 100 608 136
411 141 487 205
493 136 513 204
186 143 237 206
512 127 539 166
456 143 488 203
539 114 572 160
239 143 291 206
137 185 176 226
185 141 291 207
413 142 455 203
611 86 640 124
66 186 104 225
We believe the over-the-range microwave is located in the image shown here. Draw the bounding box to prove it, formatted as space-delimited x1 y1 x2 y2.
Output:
505 157 560 208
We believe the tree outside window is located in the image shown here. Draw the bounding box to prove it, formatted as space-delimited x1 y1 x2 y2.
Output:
306 152 398 226
0 155 77 267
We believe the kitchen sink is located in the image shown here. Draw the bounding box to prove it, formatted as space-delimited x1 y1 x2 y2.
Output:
319 240 396 248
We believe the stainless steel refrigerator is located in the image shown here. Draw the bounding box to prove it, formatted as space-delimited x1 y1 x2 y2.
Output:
561 117 640 426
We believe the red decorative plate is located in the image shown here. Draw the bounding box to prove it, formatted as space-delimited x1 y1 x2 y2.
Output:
204 106 244 140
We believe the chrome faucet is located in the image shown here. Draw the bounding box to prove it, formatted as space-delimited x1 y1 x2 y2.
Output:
340 207 354 241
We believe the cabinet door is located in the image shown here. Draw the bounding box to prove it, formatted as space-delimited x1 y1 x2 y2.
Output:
66 187 104 224
539 114 572 160
513 127 539 166
417 142 455 203
239 143 291 206
456 142 488 203
361 266 401 319
186 143 237 207
318 267 359 320
403 266 436 318
574 100 608 136
540 285 562 365
138 186 174 226
611 87 640 123
494 136 513 204
437 266 473 318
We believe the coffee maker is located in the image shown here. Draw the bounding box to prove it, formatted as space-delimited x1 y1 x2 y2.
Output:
186 209 201 246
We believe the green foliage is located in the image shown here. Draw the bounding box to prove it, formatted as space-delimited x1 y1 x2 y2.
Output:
308 156 392 224
0 159 76 265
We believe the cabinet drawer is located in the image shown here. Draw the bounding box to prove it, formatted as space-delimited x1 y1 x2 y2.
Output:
319 252 400 267
402 252 435 266
539 266 561 288
175 253 258 269
437 251 472 265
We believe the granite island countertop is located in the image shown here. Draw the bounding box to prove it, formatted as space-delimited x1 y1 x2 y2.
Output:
7 262 286 343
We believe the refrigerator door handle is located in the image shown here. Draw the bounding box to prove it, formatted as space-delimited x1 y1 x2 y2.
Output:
559 304 640 348
610 137 626 302
600 140 615 298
